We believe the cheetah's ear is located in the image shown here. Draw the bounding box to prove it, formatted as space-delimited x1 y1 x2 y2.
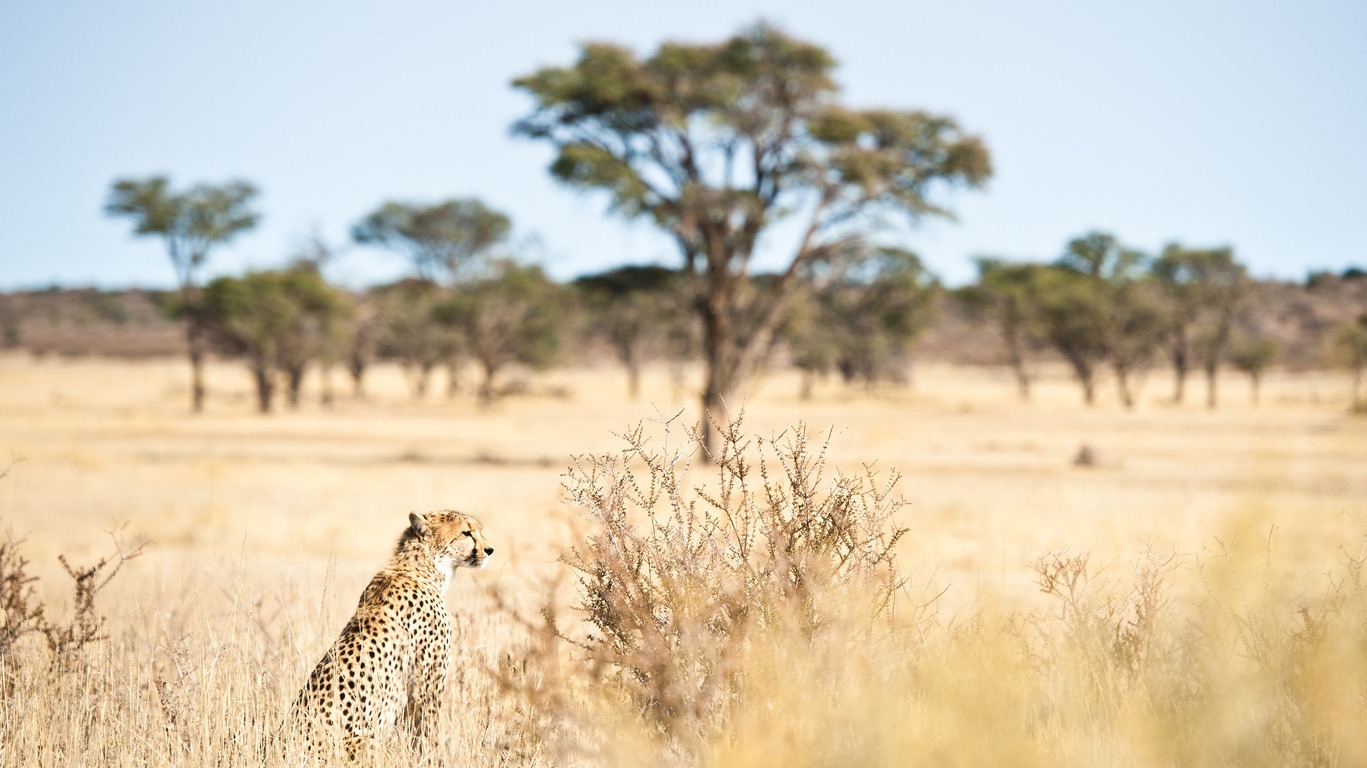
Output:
408 512 430 537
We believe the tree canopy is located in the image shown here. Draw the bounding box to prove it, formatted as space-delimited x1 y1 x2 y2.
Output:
513 21 990 447
105 177 260 291
351 198 511 285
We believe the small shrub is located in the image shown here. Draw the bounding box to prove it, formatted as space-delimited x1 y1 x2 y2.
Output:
0 512 146 672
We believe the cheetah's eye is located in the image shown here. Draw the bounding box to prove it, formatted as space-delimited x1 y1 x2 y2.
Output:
462 530 474 538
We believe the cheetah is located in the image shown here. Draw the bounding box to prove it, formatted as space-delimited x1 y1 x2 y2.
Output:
286 510 494 760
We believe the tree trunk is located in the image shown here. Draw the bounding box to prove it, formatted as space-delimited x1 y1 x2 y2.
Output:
1116 365 1135 410
320 361 334 407
252 362 274 414
1205 364 1219 410
1250 373 1261 407
348 356 366 398
1065 356 1096 406
446 358 461 399
1169 336 1189 404
186 313 207 413
698 278 734 456
478 362 498 407
1001 323 1031 401
618 342 641 400
285 364 305 408
700 384 732 457
1007 353 1031 401
405 363 431 400
799 369 815 401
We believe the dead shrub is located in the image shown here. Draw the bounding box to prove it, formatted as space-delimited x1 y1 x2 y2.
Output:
0 519 146 674
498 411 914 762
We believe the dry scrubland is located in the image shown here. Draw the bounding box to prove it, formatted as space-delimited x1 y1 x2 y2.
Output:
2 353 1366 766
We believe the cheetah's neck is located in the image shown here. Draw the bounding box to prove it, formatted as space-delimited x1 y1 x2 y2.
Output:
388 546 454 593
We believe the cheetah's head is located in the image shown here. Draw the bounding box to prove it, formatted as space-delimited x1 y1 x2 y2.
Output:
405 510 494 575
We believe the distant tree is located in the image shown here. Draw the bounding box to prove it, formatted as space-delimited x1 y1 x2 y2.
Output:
1032 265 1107 405
436 261 563 404
1227 335 1278 406
352 198 511 396
344 297 380 398
960 258 1045 400
201 267 344 412
780 246 937 398
1334 314 1367 405
372 280 452 400
779 285 842 400
1152 244 1247 408
352 199 511 283
1032 233 1157 407
574 265 687 399
105 176 259 411
835 247 939 388
513 22 990 450
287 232 350 405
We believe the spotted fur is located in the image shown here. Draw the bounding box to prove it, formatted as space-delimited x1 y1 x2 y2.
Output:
287 510 493 760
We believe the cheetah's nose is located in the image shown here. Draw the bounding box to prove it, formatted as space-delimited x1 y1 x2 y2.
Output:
484 547 494 556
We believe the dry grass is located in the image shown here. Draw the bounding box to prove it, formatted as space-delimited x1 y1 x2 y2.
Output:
1 352 1365 766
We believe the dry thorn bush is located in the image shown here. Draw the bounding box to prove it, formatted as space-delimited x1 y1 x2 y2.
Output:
0 524 147 673
494 411 919 763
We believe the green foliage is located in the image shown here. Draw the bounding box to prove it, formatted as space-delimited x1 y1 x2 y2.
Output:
368 280 453 399
1228 335 1279 405
201 268 347 412
1228 336 1278 375
1334 314 1367 404
435 261 564 402
352 199 510 285
961 258 1046 398
784 246 939 388
1031 232 1163 407
1153 243 1248 405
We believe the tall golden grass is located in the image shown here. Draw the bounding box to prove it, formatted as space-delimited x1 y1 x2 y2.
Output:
1 352 1364 766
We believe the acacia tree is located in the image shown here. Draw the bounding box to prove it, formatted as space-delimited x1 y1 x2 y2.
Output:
788 246 939 391
371 280 452 399
435 261 563 404
200 267 344 413
961 258 1045 400
1227 335 1278 406
1153 244 1248 407
1035 232 1159 407
352 198 511 395
105 176 259 411
513 22 990 450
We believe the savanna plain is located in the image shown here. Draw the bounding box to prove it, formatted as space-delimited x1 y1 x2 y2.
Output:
2 353 1365 766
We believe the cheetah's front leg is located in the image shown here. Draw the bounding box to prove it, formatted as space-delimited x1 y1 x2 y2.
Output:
405 635 449 758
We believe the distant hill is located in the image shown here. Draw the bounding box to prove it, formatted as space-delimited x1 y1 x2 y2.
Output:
2 274 1364 369
0 288 183 357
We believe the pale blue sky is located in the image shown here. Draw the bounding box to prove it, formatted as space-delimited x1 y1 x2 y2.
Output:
1 1 1363 290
